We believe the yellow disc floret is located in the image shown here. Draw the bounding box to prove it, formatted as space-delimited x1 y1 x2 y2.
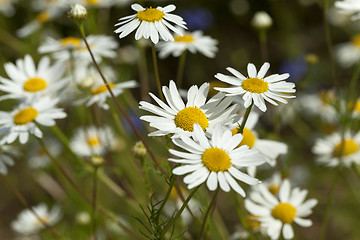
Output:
91 83 114 95
88 137 101 147
60 37 81 46
268 184 280 195
14 107 38 125
239 128 256 148
36 12 49 23
174 107 208 132
202 147 231 172
136 7 165 22
352 34 360 47
174 34 195 43
333 139 359 157
23 78 47 92
85 0 98 4
35 216 49 226
242 78 269 94
245 215 261 231
271 203 296 224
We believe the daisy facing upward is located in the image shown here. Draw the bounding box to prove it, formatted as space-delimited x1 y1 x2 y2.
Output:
114 4 187 44
169 124 265 196
139 80 239 138
214 62 296 112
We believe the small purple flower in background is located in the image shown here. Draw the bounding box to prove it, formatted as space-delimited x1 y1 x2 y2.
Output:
279 56 308 83
180 7 214 31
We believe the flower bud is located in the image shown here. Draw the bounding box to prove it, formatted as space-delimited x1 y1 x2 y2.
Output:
132 141 147 158
69 4 87 21
251 11 273 29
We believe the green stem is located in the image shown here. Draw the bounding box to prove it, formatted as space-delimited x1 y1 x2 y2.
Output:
323 0 338 88
234 194 255 240
198 188 220 240
77 23 169 178
92 167 99 240
176 51 187 88
352 163 360 179
151 42 165 101
161 185 201 238
37 138 140 239
155 175 177 223
259 29 268 62
238 102 254 134
319 171 340 240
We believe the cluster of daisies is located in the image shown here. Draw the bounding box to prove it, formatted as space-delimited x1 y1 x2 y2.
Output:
0 2 328 239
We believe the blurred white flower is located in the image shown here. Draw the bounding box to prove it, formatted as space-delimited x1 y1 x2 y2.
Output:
157 29 218 58
335 0 360 20
0 55 69 102
70 125 117 157
0 144 20 175
0 97 66 144
335 34 360 68
312 131 360 167
0 0 18 17
11 203 62 235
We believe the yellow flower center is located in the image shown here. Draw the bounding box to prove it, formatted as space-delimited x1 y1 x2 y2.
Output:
88 137 101 147
85 0 98 4
351 34 360 47
174 34 195 43
91 83 114 95
14 107 38 125
174 107 209 132
23 77 47 92
36 12 49 23
60 37 81 46
202 147 231 172
268 184 280 195
319 90 334 105
245 215 261 230
136 7 165 22
354 100 360 113
242 78 269 94
333 139 359 157
271 203 296 224
34 216 49 226
239 128 256 148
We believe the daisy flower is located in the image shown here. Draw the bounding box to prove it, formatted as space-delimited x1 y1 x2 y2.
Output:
114 4 187 44
11 203 62 235
0 97 67 144
245 180 318 240
28 138 62 169
230 112 288 168
38 35 118 63
214 62 296 112
139 80 239 138
156 29 218 58
0 0 17 17
0 55 68 101
75 79 137 110
169 124 265 196
0 144 20 175
351 98 360 118
334 0 360 20
70 125 117 158
297 90 338 123
335 34 360 68
312 131 360 167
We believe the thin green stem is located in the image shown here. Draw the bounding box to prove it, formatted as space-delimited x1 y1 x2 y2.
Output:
198 188 220 240
155 175 177 223
176 51 187 88
323 0 338 88
319 170 340 240
92 167 99 240
238 102 254 134
352 163 360 179
77 24 169 178
234 194 255 240
259 29 268 62
37 138 140 239
151 42 165 101
2 175 62 239
161 185 201 238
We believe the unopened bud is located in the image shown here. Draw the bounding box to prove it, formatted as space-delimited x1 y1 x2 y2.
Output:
132 141 147 158
251 11 273 29
69 4 87 21
90 155 104 167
